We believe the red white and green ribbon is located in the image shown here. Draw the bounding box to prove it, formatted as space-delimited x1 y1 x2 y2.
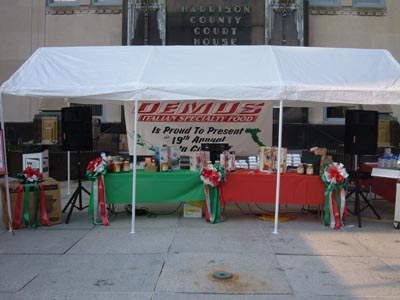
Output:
320 162 349 230
17 166 43 183
14 167 48 228
87 156 109 226
200 164 226 224
13 182 49 228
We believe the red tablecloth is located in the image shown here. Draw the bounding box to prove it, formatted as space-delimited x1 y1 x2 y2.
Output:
359 163 396 204
371 177 396 204
220 170 325 205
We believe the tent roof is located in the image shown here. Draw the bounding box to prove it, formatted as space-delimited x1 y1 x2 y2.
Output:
1 45 400 105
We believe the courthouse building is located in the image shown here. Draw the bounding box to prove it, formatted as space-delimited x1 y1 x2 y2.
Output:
0 0 399 177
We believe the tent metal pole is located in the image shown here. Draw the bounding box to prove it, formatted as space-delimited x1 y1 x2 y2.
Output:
65 101 71 195
0 93 13 232
131 99 138 234
67 151 70 195
273 99 283 235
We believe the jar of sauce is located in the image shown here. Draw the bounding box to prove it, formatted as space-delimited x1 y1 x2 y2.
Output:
297 164 304 174
306 164 313 175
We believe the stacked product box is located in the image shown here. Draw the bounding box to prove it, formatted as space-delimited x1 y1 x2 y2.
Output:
189 151 210 172
259 146 287 173
220 151 235 172
155 146 181 172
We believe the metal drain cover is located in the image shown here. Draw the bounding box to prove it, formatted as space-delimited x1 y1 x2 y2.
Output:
213 271 233 280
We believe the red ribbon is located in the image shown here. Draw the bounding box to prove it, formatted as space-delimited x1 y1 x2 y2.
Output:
327 165 344 184
204 185 210 222
341 189 348 221
98 175 109 226
201 168 221 187
329 189 347 230
219 186 225 209
22 166 43 182
87 157 103 173
14 183 50 228
38 183 49 226
331 190 341 230
14 184 24 229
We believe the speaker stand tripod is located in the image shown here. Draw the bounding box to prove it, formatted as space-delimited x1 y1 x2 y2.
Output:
62 151 91 224
346 155 381 228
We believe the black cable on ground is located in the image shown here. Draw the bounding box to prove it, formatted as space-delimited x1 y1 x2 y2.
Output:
122 203 183 218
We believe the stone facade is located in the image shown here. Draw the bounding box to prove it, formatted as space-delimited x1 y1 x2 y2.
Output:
0 0 399 124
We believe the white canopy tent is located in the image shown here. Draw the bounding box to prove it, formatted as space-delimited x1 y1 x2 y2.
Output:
1 45 400 234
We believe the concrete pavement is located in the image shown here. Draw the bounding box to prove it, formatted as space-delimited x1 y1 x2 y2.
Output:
1 179 400 300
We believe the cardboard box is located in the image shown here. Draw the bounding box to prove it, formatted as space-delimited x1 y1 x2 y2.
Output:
378 120 391 147
310 147 330 174
2 178 62 228
22 149 49 178
183 201 203 218
189 151 210 172
259 146 287 173
259 146 272 172
119 134 129 152
220 152 235 172
144 165 157 172
271 147 287 173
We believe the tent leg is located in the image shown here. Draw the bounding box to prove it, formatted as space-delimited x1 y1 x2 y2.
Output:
131 100 139 234
67 101 71 195
273 99 283 235
0 93 13 232
67 151 71 195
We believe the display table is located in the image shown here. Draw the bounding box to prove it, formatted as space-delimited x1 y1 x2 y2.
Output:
220 170 325 205
359 163 396 205
371 168 400 229
104 170 204 204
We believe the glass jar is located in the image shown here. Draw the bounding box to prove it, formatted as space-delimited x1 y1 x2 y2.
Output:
306 164 313 175
297 164 304 174
123 160 130 172
113 160 121 173
161 162 169 172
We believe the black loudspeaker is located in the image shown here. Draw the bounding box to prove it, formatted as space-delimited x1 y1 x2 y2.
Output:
62 107 93 151
344 110 378 155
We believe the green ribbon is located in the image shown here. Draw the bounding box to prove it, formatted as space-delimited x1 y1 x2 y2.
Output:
323 184 344 226
320 162 348 227
22 182 41 228
214 165 227 184
32 182 41 228
208 186 222 224
206 164 226 224
86 163 109 181
88 179 95 224
87 164 108 225
23 184 30 226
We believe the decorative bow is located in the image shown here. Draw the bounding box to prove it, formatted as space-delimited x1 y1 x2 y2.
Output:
17 166 43 183
324 163 348 185
87 157 108 180
321 162 349 230
87 155 109 226
200 164 226 187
